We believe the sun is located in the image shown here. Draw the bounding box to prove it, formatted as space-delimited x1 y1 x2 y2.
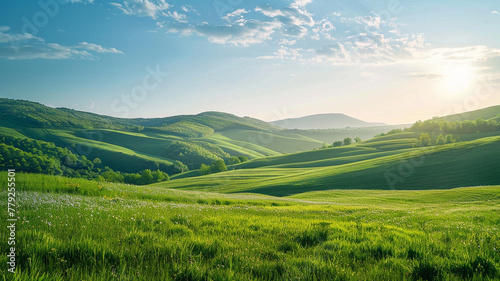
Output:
439 64 476 97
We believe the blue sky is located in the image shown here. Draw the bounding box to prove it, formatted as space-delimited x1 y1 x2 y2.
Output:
1 0 500 124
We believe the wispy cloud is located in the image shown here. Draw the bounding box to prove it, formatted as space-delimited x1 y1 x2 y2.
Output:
222 9 248 22
67 0 95 3
259 46 304 60
78 42 124 54
255 4 314 38
0 27 123 60
415 46 500 63
108 1 500 67
166 21 281 47
310 15 424 65
0 43 91 60
291 0 313 8
110 0 170 19
492 11 499 15
407 72 442 80
0 26 41 43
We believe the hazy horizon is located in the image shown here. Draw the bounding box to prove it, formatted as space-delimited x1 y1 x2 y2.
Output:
1 0 500 124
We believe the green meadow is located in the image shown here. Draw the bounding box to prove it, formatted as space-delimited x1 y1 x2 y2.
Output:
1 99 500 280
1 173 499 280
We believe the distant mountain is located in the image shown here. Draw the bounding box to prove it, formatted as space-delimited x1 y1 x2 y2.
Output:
270 113 386 129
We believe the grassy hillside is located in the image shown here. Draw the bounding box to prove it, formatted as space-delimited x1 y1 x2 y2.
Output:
160 134 500 196
278 124 410 144
211 130 324 153
2 172 498 280
1 98 405 176
0 99 283 174
441 105 500 121
0 98 279 132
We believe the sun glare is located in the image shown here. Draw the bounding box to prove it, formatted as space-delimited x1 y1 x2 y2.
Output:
439 64 476 97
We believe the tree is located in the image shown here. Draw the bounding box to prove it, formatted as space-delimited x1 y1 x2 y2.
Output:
237 156 249 163
140 169 154 185
152 170 167 182
333 141 343 147
124 173 141 184
436 135 445 145
101 171 124 183
227 156 241 165
199 164 212 175
354 137 362 143
93 157 103 167
343 137 352 146
210 160 227 173
414 133 433 147
445 135 455 144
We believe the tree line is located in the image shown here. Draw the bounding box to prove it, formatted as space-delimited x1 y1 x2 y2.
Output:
0 136 169 185
410 118 500 134
413 133 460 147
319 137 361 149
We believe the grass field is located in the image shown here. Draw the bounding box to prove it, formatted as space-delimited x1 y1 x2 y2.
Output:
1 172 499 280
158 134 500 196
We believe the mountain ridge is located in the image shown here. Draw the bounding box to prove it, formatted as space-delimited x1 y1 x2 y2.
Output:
270 113 386 129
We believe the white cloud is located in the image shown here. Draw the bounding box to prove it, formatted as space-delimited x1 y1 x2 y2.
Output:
407 72 442 80
0 27 123 60
166 11 187 22
356 15 381 29
259 46 303 60
310 15 429 65
78 42 124 54
167 20 281 47
110 0 170 19
0 43 91 60
67 0 95 3
114 1 317 46
255 4 314 38
291 0 313 8
312 19 335 40
415 46 500 63
492 11 499 15
108 0 500 69
222 9 248 22
0 28 41 43
278 39 297 45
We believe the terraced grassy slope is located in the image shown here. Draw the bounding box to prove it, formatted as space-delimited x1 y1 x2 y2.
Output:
159 134 500 196
211 130 324 153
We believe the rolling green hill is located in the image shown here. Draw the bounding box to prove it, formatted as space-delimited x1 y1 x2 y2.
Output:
2 98 500 194
441 105 500 122
0 98 406 175
159 133 500 196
